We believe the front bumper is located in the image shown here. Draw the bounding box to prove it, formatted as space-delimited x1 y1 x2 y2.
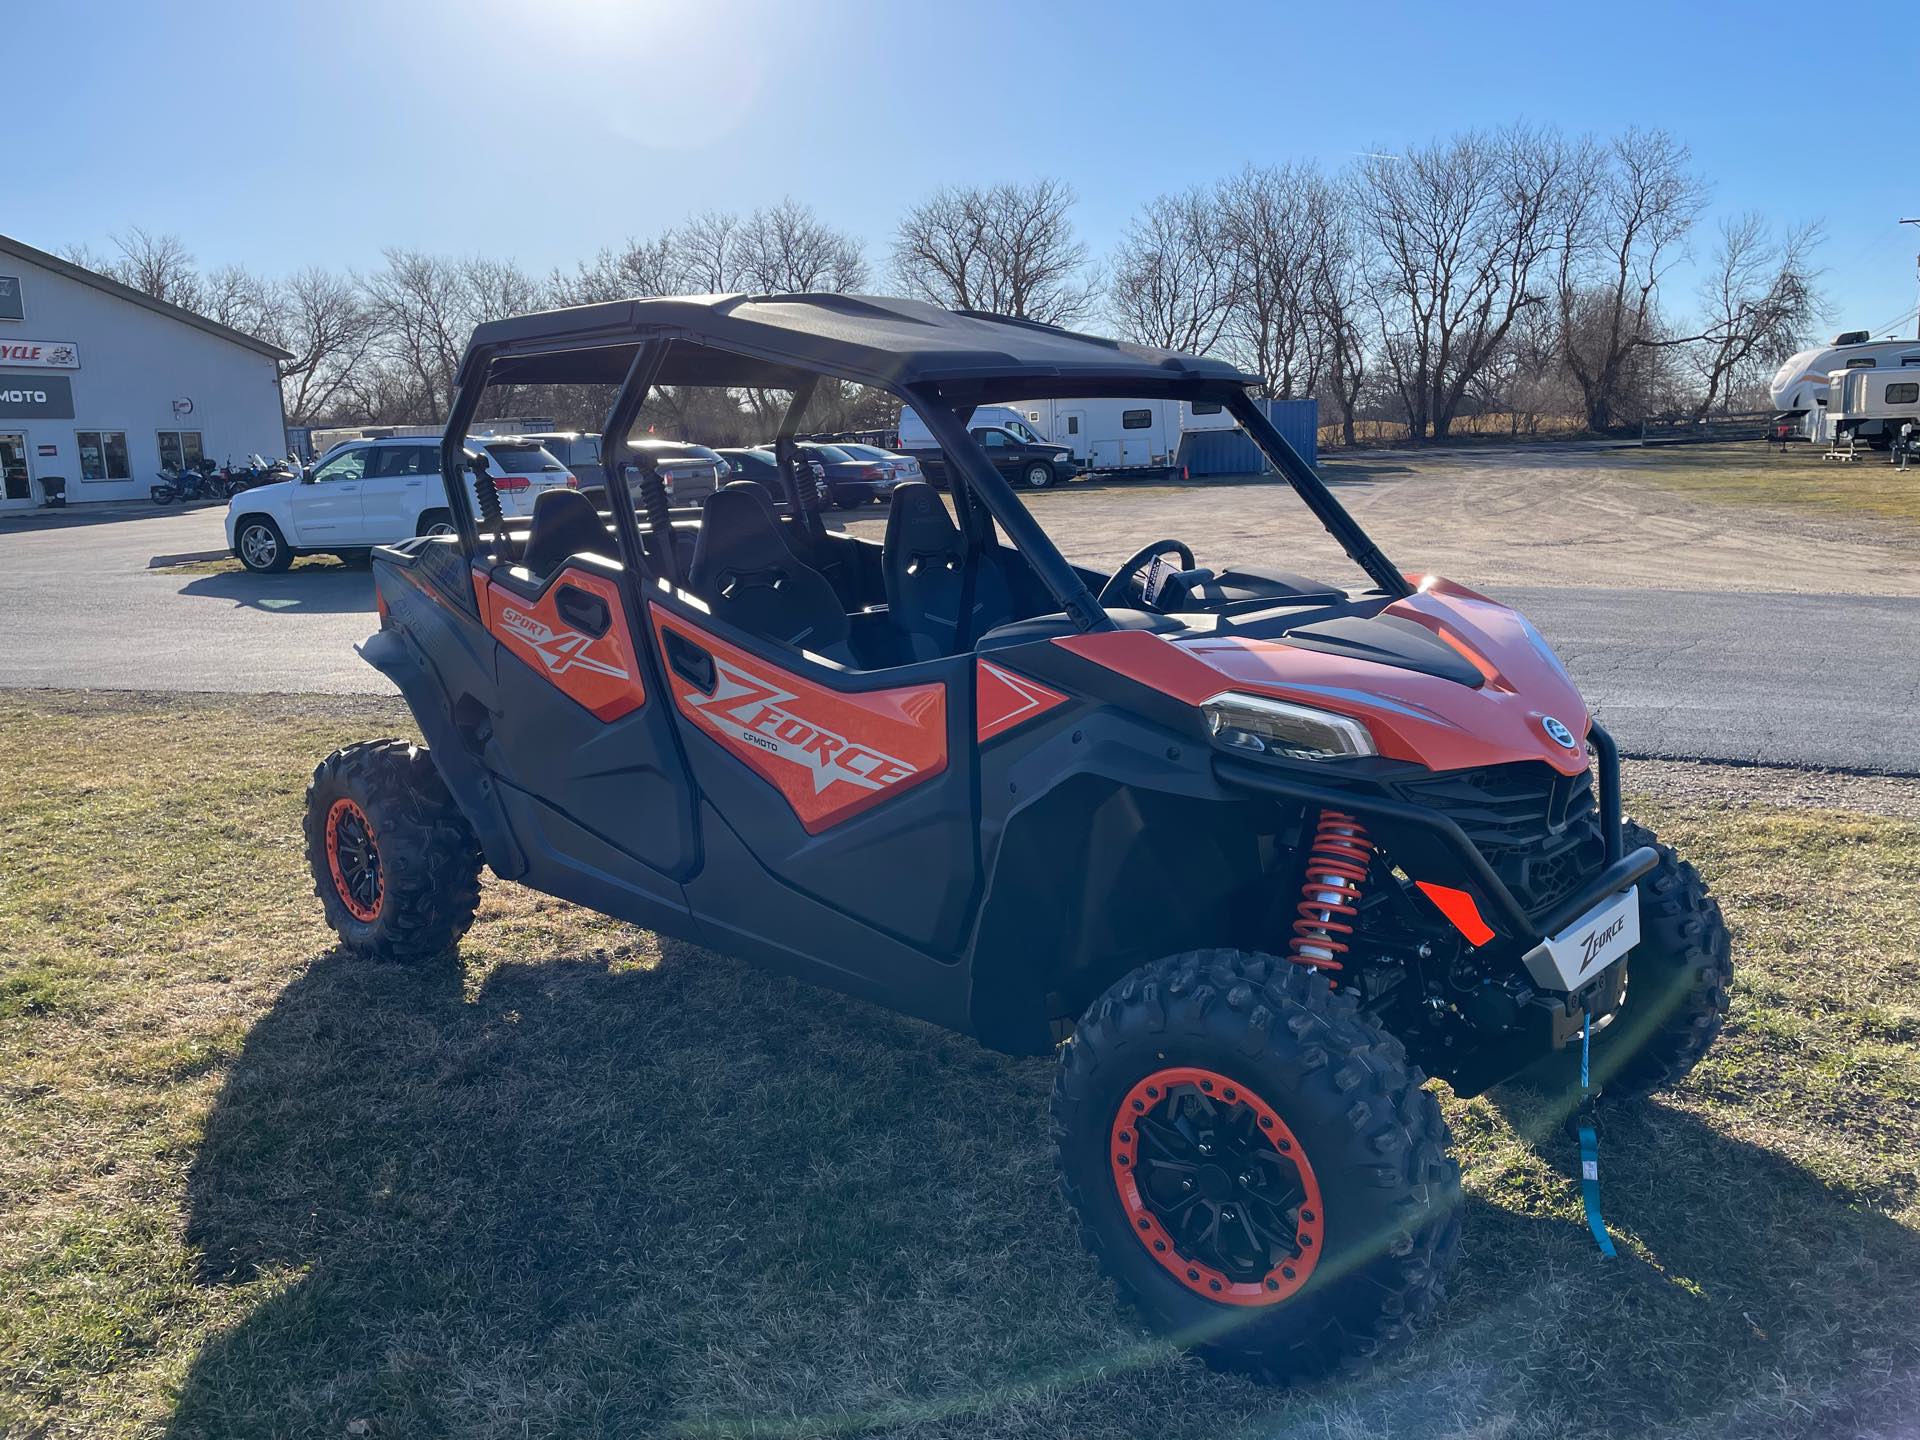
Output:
1215 720 1656 959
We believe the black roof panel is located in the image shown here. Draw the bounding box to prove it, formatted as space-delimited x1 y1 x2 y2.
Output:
462 292 1258 399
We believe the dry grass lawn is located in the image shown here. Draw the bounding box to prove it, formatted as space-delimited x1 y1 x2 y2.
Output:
1604 444 1920 526
2 691 1917 1439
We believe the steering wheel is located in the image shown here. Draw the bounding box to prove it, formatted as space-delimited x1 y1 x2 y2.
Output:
1098 539 1195 609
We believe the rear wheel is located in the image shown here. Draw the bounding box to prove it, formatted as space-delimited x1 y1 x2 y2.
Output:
1052 950 1461 1384
1589 821 1732 1098
304 740 483 962
235 516 292 574
416 508 455 537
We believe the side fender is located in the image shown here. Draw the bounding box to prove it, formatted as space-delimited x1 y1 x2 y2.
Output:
357 626 529 879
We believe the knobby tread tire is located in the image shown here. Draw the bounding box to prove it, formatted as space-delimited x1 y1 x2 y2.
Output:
1592 820 1733 1099
303 739 483 963
1051 949 1462 1385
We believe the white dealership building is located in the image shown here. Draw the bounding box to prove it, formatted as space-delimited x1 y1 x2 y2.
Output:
0 234 290 510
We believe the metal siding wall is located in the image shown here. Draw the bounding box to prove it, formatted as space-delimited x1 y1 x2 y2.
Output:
1179 398 1318 475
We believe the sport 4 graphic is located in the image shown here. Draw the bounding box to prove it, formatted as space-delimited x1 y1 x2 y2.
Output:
499 606 629 680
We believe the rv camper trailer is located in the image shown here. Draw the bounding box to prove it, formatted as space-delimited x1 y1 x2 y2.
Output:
1822 366 1920 455
1770 331 1920 442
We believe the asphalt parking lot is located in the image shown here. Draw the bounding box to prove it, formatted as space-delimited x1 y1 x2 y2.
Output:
2 453 1917 773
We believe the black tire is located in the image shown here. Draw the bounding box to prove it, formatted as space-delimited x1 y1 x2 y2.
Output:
234 515 292 574
303 740 483 963
416 508 455 537
1020 462 1054 490
1588 821 1732 1099
1052 949 1462 1385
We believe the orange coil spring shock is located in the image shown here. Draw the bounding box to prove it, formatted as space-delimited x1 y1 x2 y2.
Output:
1287 810 1374 972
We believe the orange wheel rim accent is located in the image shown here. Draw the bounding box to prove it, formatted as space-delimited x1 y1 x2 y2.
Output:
324 797 383 922
1110 1066 1324 1307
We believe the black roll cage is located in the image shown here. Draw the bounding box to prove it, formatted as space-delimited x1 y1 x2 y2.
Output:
437 331 1413 621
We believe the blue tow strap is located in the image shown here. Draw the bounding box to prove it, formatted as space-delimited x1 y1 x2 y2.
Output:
1577 1013 1617 1258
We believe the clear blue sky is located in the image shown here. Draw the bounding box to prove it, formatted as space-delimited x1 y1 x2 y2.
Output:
14 0 1918 339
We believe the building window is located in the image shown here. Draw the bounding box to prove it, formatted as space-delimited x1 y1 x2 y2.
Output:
1887 383 1919 405
76 430 131 482
158 430 204 473
1122 408 1153 429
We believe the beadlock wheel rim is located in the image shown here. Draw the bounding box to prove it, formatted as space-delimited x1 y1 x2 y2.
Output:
1110 1065 1324 1306
324 797 383 922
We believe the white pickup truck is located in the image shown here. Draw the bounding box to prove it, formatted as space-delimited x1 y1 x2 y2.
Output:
225 435 574 573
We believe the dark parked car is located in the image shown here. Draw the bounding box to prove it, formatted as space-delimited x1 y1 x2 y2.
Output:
902 424 1079 490
795 442 898 508
715 447 830 506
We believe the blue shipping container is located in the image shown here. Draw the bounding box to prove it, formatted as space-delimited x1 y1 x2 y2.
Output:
1178 398 1318 476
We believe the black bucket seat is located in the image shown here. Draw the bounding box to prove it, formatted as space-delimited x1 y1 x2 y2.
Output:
688 483 852 661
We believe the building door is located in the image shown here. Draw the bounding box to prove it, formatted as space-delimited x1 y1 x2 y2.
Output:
0 433 32 507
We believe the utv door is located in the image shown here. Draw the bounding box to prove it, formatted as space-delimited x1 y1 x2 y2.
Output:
473 553 701 905
644 588 982 987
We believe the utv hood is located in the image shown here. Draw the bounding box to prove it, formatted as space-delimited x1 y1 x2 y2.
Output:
1058 576 1593 776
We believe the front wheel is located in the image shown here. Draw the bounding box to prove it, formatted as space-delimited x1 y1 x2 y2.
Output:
1589 821 1732 1098
1052 950 1461 1385
303 740 483 962
151 486 176 506
1021 462 1054 490
234 516 292 574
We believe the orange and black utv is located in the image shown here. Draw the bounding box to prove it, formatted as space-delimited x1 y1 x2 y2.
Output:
306 296 1730 1382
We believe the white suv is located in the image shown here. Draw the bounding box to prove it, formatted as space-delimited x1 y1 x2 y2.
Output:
226 436 575 573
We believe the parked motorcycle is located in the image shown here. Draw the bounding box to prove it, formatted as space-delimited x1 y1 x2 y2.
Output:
150 463 222 506
218 453 297 496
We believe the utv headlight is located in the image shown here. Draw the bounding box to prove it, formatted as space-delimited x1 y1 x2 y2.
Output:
1202 692 1376 760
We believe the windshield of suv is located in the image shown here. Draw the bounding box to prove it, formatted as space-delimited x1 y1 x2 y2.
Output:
485 442 564 473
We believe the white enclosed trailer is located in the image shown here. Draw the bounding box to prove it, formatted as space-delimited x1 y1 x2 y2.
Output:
898 397 1237 473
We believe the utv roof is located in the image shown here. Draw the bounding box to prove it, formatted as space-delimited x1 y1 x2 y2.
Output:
460 293 1258 402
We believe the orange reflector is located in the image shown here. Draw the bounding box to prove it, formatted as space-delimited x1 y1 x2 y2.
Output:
1415 881 1495 946
375 586 390 625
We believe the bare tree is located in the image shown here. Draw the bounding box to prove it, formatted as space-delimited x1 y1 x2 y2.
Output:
737 198 868 293
363 250 473 419
678 210 745 294
101 227 205 309
197 264 278 336
1216 164 1339 398
1311 187 1369 445
891 179 1096 323
1688 215 1821 418
1553 129 1705 430
548 234 683 306
1357 127 1571 439
270 268 380 426
1108 187 1235 352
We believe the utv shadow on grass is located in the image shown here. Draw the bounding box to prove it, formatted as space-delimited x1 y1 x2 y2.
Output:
169 942 1920 1440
